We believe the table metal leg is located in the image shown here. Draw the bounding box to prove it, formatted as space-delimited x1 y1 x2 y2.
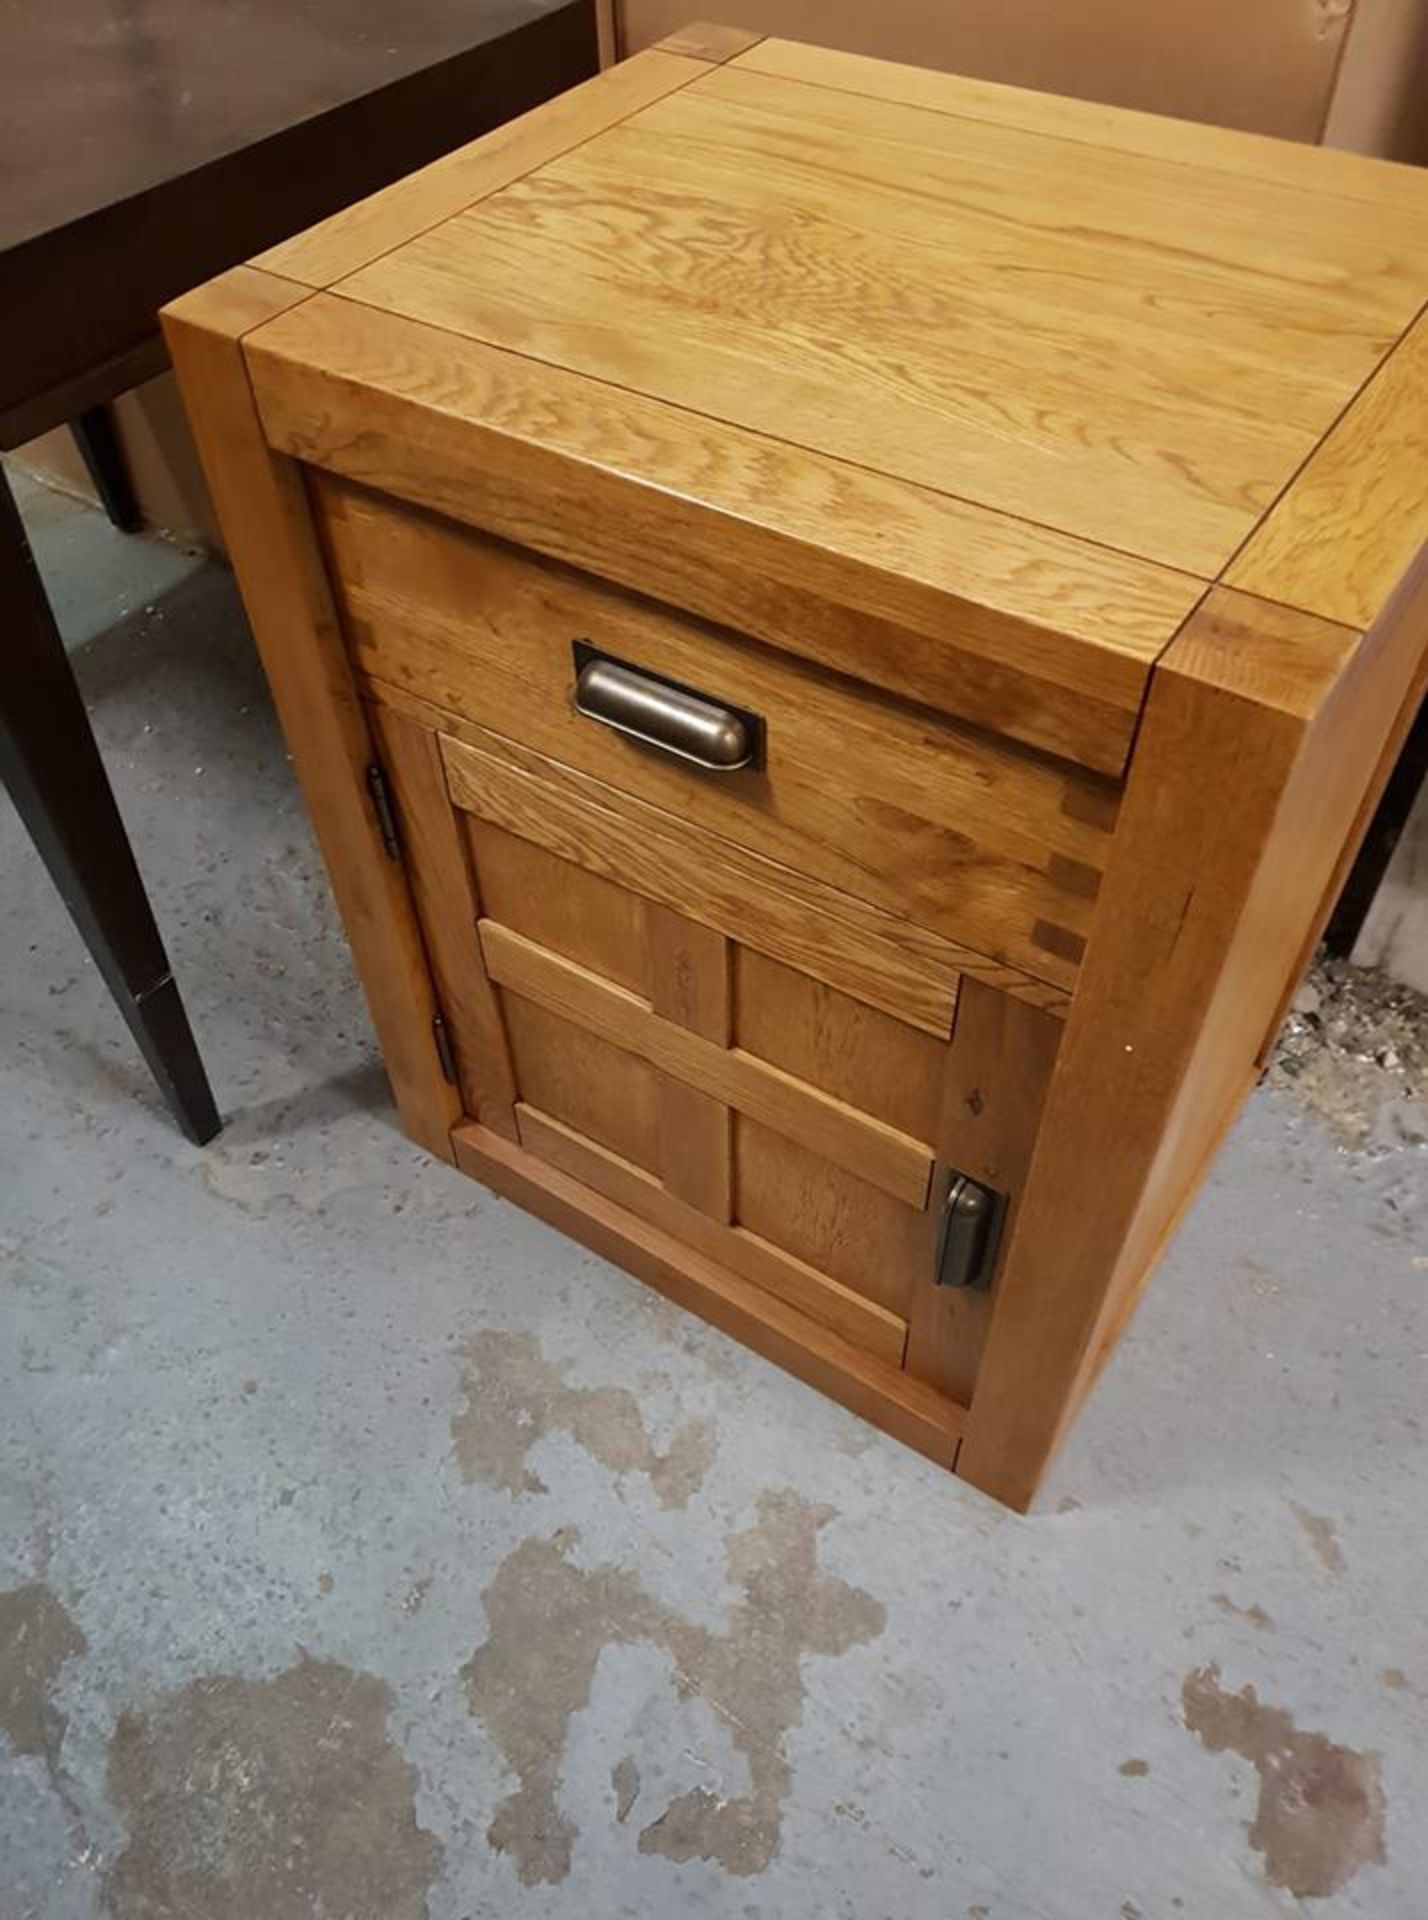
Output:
0 467 220 1143
72 404 142 533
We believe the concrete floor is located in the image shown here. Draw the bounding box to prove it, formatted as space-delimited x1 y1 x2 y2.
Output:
2 480 1426 1920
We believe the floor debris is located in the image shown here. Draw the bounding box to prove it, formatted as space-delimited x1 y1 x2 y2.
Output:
1269 954 1428 1151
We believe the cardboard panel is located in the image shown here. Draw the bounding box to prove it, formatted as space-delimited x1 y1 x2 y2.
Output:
619 0 1354 141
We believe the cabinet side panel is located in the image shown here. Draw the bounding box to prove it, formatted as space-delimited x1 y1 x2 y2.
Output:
163 272 461 1158
1106 573 1428 1350
956 584 1421 1509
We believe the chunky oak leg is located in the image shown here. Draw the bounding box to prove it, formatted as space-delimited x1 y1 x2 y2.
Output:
164 268 461 1162
957 579 1428 1510
0 467 220 1144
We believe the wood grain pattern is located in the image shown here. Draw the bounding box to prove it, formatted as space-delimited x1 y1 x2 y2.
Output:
730 37 1428 214
246 291 1199 773
438 723 988 1031
517 1104 905 1362
652 22 764 62
469 816 649 994
366 703 519 1139
481 919 934 1207
252 50 709 288
317 479 1111 985
397 685 1064 1016
734 946 944 1140
1226 308 1428 628
503 996 662 1172
904 979 1063 1405
335 63 1428 577
452 1120 961 1463
648 906 733 1220
735 1117 925 1320
162 268 461 1161
956 583 1427 1509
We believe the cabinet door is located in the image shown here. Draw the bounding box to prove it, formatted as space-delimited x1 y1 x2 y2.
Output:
372 702 1061 1397
472 814 943 1367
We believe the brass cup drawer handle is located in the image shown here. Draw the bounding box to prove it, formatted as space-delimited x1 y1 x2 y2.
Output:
572 644 762 772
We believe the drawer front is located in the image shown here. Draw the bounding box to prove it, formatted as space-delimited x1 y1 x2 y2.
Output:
316 474 1118 992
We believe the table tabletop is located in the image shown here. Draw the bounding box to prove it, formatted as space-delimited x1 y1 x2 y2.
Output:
0 0 595 441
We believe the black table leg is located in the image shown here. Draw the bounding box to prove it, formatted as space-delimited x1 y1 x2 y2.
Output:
0 467 220 1144
72 404 143 533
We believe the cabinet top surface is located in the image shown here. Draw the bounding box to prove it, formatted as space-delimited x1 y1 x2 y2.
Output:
330 36 1428 572
230 33 1428 743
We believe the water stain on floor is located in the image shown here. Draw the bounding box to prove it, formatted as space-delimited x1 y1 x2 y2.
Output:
1182 1663 1385 1898
1211 1593 1276 1632
463 1489 885 1884
452 1328 716 1508
103 1654 442 1919
1290 1502 1347 1576
0 1581 88 1773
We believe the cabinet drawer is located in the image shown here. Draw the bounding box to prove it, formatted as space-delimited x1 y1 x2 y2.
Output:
315 474 1119 992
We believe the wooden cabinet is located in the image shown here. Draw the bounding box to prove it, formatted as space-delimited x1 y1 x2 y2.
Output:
165 30 1428 1508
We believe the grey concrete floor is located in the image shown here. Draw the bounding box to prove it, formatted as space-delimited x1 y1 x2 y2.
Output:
2 480 1426 1920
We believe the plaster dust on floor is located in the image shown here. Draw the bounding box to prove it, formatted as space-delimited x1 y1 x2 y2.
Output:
2 482 1426 1919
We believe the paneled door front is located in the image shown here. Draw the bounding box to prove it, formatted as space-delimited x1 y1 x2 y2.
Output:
369 699 1063 1410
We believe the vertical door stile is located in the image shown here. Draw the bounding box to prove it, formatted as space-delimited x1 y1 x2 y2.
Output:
905 976 1063 1406
645 903 734 1221
366 703 521 1140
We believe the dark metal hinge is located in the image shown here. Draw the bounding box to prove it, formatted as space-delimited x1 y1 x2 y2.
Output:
432 1011 459 1085
366 761 401 861
933 1171 1007 1290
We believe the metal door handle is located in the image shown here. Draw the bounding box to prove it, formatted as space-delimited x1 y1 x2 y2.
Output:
572 644 762 772
934 1172 1007 1290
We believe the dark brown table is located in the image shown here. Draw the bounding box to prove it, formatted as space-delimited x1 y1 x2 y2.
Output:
1 0 597 1142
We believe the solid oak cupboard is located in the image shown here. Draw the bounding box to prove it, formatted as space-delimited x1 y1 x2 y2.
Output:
165 29 1428 1509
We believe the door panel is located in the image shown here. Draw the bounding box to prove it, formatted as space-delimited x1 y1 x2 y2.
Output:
734 945 945 1138
734 1117 930 1318
502 997 662 1172
469 817 648 993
